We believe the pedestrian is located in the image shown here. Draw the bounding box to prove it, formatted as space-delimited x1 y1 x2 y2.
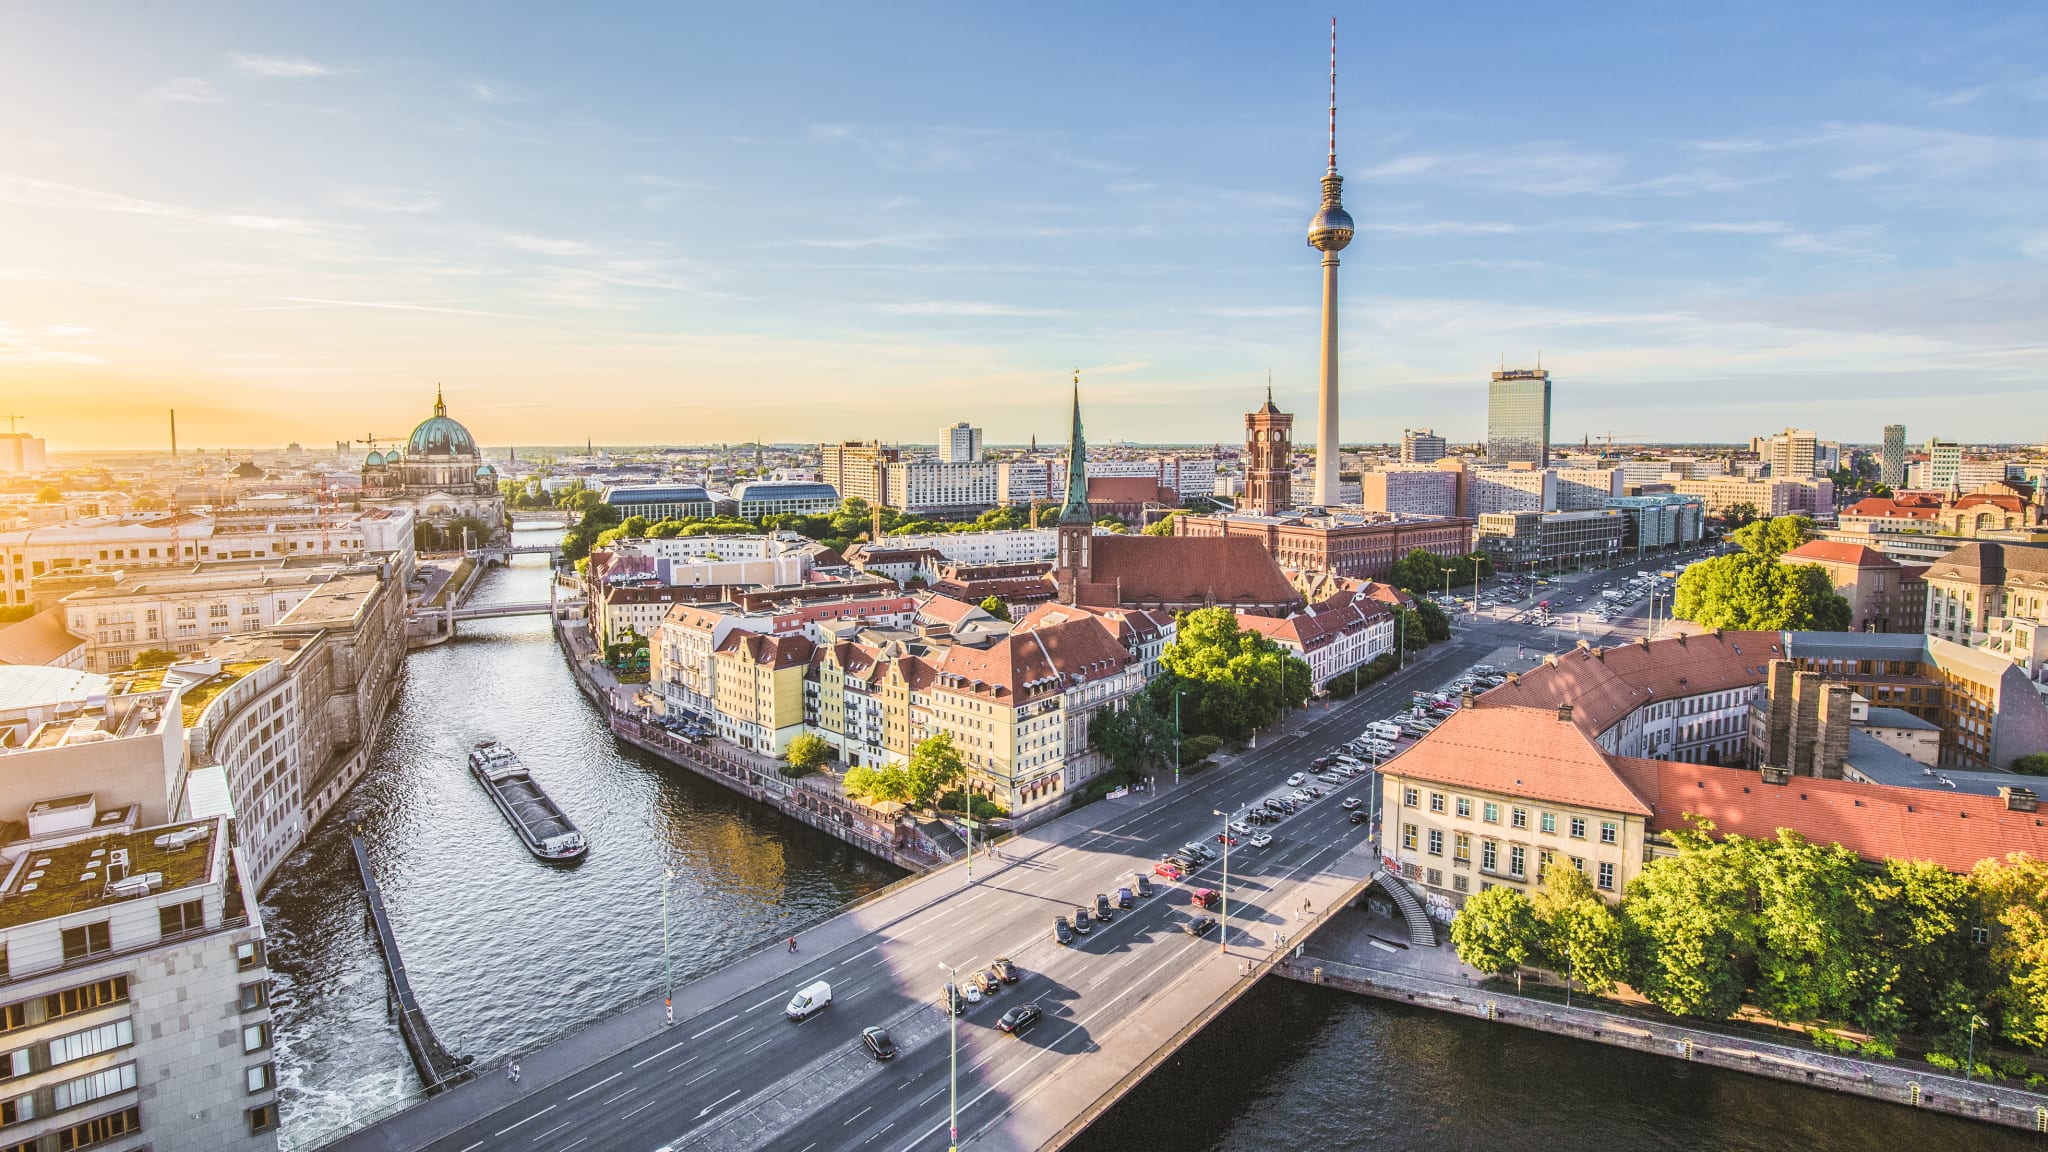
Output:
788 935 797 953
506 1058 520 1084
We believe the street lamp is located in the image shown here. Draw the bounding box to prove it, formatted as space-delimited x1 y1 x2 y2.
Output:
936 961 962 1151
1173 688 1183 786
1967 1012 1985 1081
662 867 676 1026
1213 808 1231 955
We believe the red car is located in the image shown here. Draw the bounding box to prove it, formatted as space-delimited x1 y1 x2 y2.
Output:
1215 833 1239 847
1154 861 1184 880
1191 888 1220 909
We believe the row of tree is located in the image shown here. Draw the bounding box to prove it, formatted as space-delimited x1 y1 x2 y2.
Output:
1670 514 1853 631
1386 548 1494 597
1090 607 1315 778
840 731 967 811
1450 819 2048 1060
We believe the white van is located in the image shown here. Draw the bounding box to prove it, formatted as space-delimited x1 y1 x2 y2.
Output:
1367 721 1402 742
785 980 832 1021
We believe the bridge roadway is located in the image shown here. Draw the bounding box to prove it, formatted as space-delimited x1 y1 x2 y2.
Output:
324 632 1492 1152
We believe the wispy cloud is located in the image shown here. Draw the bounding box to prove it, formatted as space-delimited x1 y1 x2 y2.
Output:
878 301 1066 317
145 78 225 105
1929 86 1986 109
497 233 593 256
0 323 104 365
1357 142 1627 196
230 54 339 78
0 174 319 234
333 188 443 214
247 296 542 321
464 80 525 104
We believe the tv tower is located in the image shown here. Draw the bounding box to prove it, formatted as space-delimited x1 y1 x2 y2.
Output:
1307 17 1354 508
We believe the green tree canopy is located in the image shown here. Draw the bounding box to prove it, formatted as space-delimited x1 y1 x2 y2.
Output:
1973 855 2048 1050
1386 548 1494 596
1090 693 1179 776
1531 867 1629 995
784 733 832 776
1143 512 1185 537
904 732 967 809
977 595 1011 622
1727 514 1819 558
1451 886 1539 976
842 765 912 806
1670 552 1851 631
1621 820 1757 1020
1720 501 1761 528
1152 607 1313 739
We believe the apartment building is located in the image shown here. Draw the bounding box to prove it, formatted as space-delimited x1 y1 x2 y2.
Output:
939 423 983 464
711 633 814 754
1468 467 1555 516
1553 467 1624 511
1236 596 1393 692
1759 428 1820 478
819 442 899 506
1922 541 2048 688
1671 474 1833 518
1357 466 1460 518
1779 541 1926 634
1400 428 1447 464
1922 439 1963 491
1881 425 1908 488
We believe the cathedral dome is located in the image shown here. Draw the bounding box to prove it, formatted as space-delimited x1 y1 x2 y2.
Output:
406 389 478 457
365 451 385 467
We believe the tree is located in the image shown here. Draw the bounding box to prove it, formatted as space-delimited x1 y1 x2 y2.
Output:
2012 753 2048 777
842 765 912 805
1720 501 1760 528
1621 819 1756 1020
1972 854 2048 1050
1451 886 1539 976
904 732 966 809
33 485 61 503
1670 552 1851 631
1154 607 1313 740
127 649 178 670
1094 517 1129 534
977 595 1011 622
1413 599 1452 642
1859 859 1980 1043
1090 694 1178 775
1748 831 1869 1024
1728 514 1819 559
1531 867 1628 995
1143 512 1184 537
784 733 832 776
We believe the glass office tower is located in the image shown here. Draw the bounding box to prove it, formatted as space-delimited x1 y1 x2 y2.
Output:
1487 368 1552 468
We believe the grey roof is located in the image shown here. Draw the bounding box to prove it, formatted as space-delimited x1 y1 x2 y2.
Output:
1864 706 1938 732
1843 729 2026 798
0 665 109 713
1781 631 1930 661
731 481 839 501
1925 541 2048 587
603 484 713 506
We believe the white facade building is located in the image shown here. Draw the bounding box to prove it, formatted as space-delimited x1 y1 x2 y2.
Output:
1469 467 1557 516
939 423 983 464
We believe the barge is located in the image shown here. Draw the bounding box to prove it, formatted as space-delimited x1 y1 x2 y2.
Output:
468 740 587 861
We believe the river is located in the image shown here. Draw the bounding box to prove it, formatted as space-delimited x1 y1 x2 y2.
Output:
266 528 2032 1151
264 529 903 1145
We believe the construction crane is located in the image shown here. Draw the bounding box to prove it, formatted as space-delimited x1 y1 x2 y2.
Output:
1598 432 1650 457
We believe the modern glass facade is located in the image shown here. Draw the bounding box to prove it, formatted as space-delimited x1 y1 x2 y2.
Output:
1881 424 1906 488
1487 369 1551 468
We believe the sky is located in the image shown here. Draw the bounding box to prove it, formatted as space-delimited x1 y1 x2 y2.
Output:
1 1 2044 453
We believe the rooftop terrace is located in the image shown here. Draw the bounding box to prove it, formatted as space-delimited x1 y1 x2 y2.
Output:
0 818 219 930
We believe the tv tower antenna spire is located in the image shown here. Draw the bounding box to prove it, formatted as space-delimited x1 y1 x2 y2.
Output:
1328 16 1338 173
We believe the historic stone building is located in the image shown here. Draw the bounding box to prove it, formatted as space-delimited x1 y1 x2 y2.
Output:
360 389 505 547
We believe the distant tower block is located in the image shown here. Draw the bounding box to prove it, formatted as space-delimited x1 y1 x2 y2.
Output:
1244 385 1294 517
1307 17 1354 508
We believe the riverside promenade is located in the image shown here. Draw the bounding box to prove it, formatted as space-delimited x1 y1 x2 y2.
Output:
1279 901 2048 1136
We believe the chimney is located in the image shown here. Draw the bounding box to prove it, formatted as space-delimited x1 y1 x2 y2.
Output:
1461 688 1475 708
1557 703 1574 723
1816 683 1853 780
1760 764 1792 786
1506 672 1520 685
1765 659 1797 773
2000 786 2039 812
1677 633 1688 646
1637 636 1650 650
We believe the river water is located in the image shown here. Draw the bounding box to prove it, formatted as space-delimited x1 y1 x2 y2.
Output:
267 528 2031 1151
264 529 903 1145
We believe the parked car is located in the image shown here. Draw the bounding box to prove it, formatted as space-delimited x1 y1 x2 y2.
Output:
1185 916 1218 936
1229 820 1252 836
1116 887 1134 909
1073 908 1094 934
998 1002 1042 1036
974 970 1000 995
1154 860 1184 880
1287 773 1307 786
992 957 1019 983
1135 873 1155 897
861 1026 897 1061
1094 893 1114 921
1053 916 1074 945
1311 756 1333 768
942 983 967 1015
1248 834 1272 849
961 981 982 1006
1191 888 1220 909
1215 833 1238 847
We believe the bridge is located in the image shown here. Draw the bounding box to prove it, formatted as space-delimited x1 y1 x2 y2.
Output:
312 648 1467 1152
447 598 581 622
469 542 563 567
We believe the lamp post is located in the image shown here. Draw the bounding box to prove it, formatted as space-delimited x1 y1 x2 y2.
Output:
1173 688 1183 786
936 961 962 1150
1565 940 1575 1009
1967 1012 1984 1081
662 867 676 1026
1213 808 1231 955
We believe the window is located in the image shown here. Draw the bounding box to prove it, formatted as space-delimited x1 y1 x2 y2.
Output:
1402 824 1418 851
1570 856 1586 874
51 1062 136 1112
59 923 110 964
1481 840 1498 871
45 979 127 1022
1453 832 1471 863
1429 792 1445 813
47 1020 132 1068
1454 797 1471 819
1426 829 1443 857
246 1063 274 1094
1425 868 1442 887
159 900 204 938
1569 816 1587 839
1600 821 1618 845
238 982 267 1012
1510 807 1528 829
1509 845 1526 878
1452 874 1469 893
0 1005 23 1036
242 1022 270 1054
1972 926 1991 945
1402 787 1418 808
56 1105 140 1150
1539 812 1556 835
1482 802 1499 824
1597 861 1616 891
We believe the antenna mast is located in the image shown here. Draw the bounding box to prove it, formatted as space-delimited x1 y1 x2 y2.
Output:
1327 17 1338 172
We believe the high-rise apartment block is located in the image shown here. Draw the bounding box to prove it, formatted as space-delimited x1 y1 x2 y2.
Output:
1924 439 1964 492
938 422 983 464
1486 368 1552 468
0 434 47 474
1242 393 1294 517
1400 428 1446 464
819 442 899 506
1881 425 1907 488
1761 428 1820 479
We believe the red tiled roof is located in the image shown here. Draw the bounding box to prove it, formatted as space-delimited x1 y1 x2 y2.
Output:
1612 759 2048 873
1386 705 1654 815
1844 498 1938 521
915 593 981 625
1082 536 1302 610
1086 476 1167 504
1782 540 1897 568
932 613 1133 704
1476 631 1781 737
715 631 814 668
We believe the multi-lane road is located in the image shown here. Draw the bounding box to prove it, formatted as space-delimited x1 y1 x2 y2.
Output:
359 628 1492 1152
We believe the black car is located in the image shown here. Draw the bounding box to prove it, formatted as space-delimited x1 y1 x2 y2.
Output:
861 1026 897 1061
942 983 967 1016
1053 917 1073 946
1072 908 1093 934
1184 916 1218 936
1094 893 1114 921
998 1002 1042 1035
1349 811 1368 825
1134 873 1154 897
1170 852 1201 870
992 957 1019 983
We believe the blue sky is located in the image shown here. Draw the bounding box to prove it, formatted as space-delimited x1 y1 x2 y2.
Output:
1 1 2043 450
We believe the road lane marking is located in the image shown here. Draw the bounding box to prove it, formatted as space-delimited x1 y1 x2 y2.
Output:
844 944 880 964
600 1088 636 1106
918 1088 944 1106
696 1088 742 1118
746 995 779 1012
744 1035 778 1053
530 1118 574 1142
563 1071 622 1099
667 1056 699 1072
548 1140 587 1152
690 1014 738 1039
493 1105 556 1137
632 1039 691 1067
623 1096 661 1119
684 1065 720 1085
844 1105 874 1125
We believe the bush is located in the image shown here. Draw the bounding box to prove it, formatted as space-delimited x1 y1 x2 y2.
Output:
2013 752 2048 777
935 789 1007 821
782 733 832 777
1181 734 1224 763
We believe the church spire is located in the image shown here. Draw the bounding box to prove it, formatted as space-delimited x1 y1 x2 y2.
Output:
434 385 447 418
1057 369 1092 525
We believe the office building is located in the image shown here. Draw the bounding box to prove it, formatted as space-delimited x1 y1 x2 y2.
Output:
1603 494 1705 555
726 481 840 519
1555 467 1625 511
1924 439 1963 491
819 442 900 506
1177 509 1472 583
1242 392 1295 517
0 434 48 474
600 484 717 522
1469 467 1556 517
1476 510 1626 574
1881 425 1907 488
1400 428 1447 464
880 461 1001 515
1759 428 1819 479
1486 368 1552 468
938 423 983 464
